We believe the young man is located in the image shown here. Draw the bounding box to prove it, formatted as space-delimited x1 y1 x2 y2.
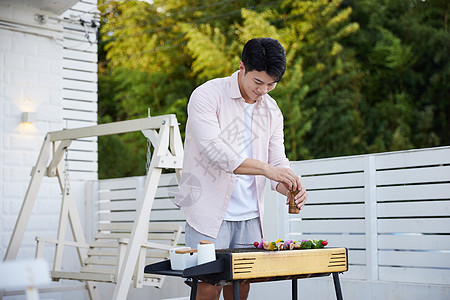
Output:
174 38 308 300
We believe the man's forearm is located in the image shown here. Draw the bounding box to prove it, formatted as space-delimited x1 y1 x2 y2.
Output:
233 158 270 176
234 158 301 192
235 159 307 209
235 160 290 197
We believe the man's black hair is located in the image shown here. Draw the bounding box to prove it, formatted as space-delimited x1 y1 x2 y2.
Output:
241 38 286 82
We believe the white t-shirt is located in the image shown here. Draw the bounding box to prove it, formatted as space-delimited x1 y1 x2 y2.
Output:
224 102 259 221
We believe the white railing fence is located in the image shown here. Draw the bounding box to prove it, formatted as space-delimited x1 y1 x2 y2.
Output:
287 146 450 286
91 146 450 299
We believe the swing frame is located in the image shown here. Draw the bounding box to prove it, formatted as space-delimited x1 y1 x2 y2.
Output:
3 115 184 300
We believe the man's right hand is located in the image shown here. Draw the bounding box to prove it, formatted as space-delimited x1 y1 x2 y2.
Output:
263 165 301 191
234 158 301 191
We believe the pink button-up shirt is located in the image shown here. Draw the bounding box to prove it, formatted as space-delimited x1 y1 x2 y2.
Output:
173 71 290 238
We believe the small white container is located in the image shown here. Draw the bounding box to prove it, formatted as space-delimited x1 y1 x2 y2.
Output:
169 247 198 270
197 241 216 265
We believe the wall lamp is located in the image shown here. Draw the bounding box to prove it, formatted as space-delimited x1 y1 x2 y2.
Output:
22 112 38 123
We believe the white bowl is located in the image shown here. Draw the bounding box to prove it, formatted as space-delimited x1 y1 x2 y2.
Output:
169 247 198 270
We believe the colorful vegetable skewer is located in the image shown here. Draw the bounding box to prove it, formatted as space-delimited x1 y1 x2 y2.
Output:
253 238 328 250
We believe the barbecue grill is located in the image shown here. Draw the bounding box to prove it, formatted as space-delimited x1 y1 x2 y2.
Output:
145 247 348 300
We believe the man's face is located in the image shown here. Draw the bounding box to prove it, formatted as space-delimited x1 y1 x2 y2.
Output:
238 61 277 103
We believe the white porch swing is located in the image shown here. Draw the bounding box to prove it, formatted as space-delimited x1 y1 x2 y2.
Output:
3 114 184 300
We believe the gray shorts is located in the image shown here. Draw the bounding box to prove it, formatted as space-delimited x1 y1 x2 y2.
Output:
185 218 262 249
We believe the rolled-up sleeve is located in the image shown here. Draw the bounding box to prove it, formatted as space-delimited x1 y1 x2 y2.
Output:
187 88 246 174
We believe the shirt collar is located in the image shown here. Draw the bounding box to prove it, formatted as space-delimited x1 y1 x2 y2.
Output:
230 71 242 100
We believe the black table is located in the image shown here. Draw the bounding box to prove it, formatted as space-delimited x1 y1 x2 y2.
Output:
144 258 344 300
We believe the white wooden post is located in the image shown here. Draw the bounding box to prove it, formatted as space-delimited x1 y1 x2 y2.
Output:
364 155 378 281
133 176 146 289
84 180 99 244
112 160 162 299
134 247 147 288
46 140 72 177
54 149 100 300
113 116 183 299
4 134 52 261
55 159 89 263
53 188 70 271
171 119 184 182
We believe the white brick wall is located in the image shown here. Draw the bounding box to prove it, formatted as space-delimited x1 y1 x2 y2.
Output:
0 2 64 263
1 4 98 295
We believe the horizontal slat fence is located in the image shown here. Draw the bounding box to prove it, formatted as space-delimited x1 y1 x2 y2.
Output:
289 146 450 285
290 156 367 280
94 146 450 286
62 0 98 181
97 174 186 246
374 148 450 285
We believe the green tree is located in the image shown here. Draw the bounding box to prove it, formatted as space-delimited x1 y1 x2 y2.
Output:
183 1 364 160
97 0 449 178
346 0 449 152
278 0 364 159
98 0 283 178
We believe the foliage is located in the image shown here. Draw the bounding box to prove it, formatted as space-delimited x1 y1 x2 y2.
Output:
97 0 449 179
276 0 365 159
345 0 449 152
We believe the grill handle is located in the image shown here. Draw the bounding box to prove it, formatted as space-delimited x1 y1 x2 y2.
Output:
175 249 198 254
